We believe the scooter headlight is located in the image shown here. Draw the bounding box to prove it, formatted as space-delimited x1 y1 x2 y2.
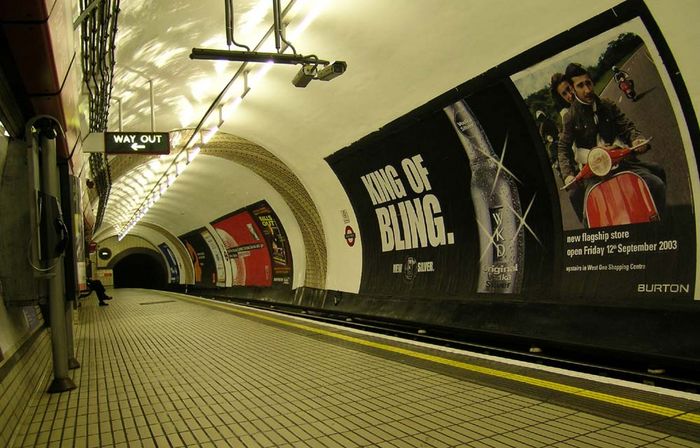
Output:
588 147 612 176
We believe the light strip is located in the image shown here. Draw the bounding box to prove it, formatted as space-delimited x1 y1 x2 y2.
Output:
201 126 219 144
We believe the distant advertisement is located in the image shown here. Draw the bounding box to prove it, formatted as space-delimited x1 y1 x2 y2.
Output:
212 210 272 287
179 228 217 288
158 243 180 284
77 261 86 290
201 228 226 287
249 200 293 286
210 200 293 287
74 213 86 291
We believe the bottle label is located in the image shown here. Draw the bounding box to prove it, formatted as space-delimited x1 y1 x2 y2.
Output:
482 205 520 292
489 206 506 261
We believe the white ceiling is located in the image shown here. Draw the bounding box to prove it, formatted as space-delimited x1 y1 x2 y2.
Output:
97 0 700 242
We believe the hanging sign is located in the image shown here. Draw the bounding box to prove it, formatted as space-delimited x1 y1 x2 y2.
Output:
82 132 171 154
104 132 170 154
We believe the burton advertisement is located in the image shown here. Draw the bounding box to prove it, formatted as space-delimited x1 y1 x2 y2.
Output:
512 17 696 301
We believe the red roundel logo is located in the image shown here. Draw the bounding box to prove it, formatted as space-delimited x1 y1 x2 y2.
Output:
344 225 356 247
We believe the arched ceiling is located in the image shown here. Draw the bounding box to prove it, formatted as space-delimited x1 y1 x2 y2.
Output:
109 0 700 166
96 0 700 283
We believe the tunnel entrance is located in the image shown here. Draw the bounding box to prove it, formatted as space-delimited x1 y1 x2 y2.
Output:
112 251 168 290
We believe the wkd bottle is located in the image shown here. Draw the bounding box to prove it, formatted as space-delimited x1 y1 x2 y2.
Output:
444 100 524 294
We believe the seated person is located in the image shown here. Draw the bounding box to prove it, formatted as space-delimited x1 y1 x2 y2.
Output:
80 278 113 306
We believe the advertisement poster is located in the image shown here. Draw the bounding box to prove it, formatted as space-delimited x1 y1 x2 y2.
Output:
201 228 226 287
327 10 697 304
23 305 42 331
249 201 293 286
158 242 180 284
211 209 272 287
73 213 86 291
327 89 551 298
179 228 217 288
511 18 696 300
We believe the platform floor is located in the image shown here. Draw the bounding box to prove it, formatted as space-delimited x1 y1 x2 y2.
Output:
10 289 700 447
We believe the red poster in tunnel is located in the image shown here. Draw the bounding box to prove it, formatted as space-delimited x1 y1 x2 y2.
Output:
212 211 272 286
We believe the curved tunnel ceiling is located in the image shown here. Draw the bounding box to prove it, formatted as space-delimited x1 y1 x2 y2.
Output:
95 0 700 291
94 131 325 288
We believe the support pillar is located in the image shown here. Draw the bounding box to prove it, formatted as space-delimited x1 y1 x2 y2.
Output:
35 121 77 393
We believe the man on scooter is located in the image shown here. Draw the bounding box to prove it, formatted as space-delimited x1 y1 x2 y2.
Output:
612 65 630 84
557 63 666 220
613 66 636 100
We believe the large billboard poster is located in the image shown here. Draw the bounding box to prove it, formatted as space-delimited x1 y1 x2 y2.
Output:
327 89 552 299
511 17 696 300
327 8 697 304
179 228 218 288
212 209 273 287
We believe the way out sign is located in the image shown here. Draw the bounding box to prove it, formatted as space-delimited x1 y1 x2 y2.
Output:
104 132 170 154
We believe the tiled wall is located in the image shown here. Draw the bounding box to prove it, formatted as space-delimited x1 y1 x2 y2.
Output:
0 331 52 447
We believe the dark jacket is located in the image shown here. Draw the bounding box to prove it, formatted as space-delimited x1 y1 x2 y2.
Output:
557 97 642 180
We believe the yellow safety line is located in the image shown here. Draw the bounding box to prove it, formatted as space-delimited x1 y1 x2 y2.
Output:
175 295 700 425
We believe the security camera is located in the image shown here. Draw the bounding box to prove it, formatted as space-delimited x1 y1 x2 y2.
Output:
317 61 347 81
292 64 317 88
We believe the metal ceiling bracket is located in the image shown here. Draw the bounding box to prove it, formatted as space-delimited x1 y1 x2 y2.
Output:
190 48 328 66
243 70 251 96
273 0 282 51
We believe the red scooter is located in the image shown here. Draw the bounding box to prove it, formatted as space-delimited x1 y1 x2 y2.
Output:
618 78 636 101
562 139 659 228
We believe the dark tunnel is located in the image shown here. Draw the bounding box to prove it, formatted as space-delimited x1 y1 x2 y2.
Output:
112 252 168 290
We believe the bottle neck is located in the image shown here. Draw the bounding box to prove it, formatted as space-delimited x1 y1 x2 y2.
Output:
446 100 497 164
